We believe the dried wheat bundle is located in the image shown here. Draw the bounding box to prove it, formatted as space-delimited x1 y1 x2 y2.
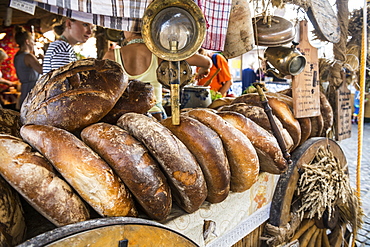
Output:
296 145 352 221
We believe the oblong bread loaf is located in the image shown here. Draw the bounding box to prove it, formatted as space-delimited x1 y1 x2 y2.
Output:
232 93 301 149
161 115 230 203
207 97 235 110
81 123 172 221
0 134 90 226
219 103 294 152
217 111 287 174
184 109 259 192
20 58 128 132
310 114 324 137
0 176 25 246
319 91 334 136
265 92 312 146
117 113 207 213
20 125 137 217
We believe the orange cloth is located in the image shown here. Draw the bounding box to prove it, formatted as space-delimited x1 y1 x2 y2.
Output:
196 54 232 92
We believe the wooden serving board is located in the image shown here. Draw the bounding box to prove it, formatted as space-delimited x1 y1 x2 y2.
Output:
292 20 321 118
335 74 352 141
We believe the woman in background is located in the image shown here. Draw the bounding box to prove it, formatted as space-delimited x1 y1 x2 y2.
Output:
0 48 15 87
42 18 93 74
103 31 212 121
14 26 42 107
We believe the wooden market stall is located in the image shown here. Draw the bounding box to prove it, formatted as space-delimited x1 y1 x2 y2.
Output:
0 0 366 246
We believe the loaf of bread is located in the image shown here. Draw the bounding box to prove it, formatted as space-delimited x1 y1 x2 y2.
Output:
219 103 294 152
319 91 334 136
232 93 301 149
161 115 230 203
217 111 287 174
20 58 128 132
0 108 22 138
208 97 235 110
20 124 137 217
184 109 259 192
266 92 311 146
117 113 207 213
310 114 324 137
101 80 156 124
81 123 172 221
0 176 25 246
0 134 90 226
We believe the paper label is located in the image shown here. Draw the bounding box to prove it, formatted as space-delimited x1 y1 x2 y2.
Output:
10 0 36 15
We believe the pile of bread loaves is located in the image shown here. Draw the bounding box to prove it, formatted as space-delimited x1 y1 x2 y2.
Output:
0 58 333 245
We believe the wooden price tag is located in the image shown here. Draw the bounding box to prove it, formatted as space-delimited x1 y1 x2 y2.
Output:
335 78 352 141
292 20 320 118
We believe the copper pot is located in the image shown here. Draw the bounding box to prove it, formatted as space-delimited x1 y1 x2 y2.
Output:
253 16 295 47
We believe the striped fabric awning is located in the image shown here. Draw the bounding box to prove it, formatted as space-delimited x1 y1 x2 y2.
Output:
29 0 232 51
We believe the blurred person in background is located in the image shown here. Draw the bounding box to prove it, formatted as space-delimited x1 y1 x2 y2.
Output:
103 31 212 121
14 26 42 107
42 18 93 74
196 49 232 99
0 48 16 89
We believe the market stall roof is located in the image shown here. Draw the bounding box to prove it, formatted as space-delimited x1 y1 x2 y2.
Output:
0 0 68 33
4 0 233 51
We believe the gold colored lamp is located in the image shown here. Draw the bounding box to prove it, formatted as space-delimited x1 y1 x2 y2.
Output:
142 0 206 125
264 42 306 79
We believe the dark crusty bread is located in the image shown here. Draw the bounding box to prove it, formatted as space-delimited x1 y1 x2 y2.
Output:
265 92 312 146
161 115 230 203
319 91 334 136
217 111 287 174
117 113 207 213
101 80 156 124
310 114 324 137
20 58 128 132
81 123 172 221
0 176 25 246
184 109 259 192
0 134 90 227
0 108 22 138
218 103 294 152
20 124 137 218
232 93 301 149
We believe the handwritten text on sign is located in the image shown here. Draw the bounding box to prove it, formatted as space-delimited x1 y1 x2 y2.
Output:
335 82 351 141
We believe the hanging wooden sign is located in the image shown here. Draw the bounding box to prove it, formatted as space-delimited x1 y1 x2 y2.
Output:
335 77 352 141
292 20 321 118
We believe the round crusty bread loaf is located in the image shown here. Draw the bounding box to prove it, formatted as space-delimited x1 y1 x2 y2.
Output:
232 93 301 149
0 108 22 138
20 124 137 218
161 115 230 203
217 111 287 174
218 103 294 152
20 58 128 132
184 109 259 192
0 176 25 246
81 123 172 221
0 134 90 227
117 113 207 213
101 80 156 124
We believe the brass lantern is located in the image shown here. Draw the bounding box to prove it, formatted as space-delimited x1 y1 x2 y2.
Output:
142 0 206 61
142 0 206 125
264 43 306 78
